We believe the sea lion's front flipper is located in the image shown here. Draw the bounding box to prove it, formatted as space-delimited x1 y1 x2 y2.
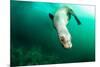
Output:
73 14 81 25
69 9 81 25
49 13 56 30
49 13 54 21
67 12 71 20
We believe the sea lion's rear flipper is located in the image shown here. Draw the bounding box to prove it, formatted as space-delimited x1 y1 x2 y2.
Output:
49 13 54 21
68 9 81 25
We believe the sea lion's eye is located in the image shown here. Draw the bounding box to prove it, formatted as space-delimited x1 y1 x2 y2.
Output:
61 37 64 42
60 36 65 42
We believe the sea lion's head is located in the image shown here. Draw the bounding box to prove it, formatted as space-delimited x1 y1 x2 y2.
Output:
59 34 72 48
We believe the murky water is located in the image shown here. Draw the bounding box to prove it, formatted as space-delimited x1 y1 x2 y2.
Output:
11 1 95 66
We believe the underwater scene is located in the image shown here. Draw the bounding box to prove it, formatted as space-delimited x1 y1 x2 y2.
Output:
11 1 95 66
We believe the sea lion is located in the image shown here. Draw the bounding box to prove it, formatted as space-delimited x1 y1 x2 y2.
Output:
49 6 81 48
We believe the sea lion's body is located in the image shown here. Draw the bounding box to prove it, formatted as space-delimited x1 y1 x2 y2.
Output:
54 7 70 34
49 6 81 48
54 7 72 48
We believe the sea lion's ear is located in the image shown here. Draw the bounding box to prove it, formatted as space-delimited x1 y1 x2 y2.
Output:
49 13 54 21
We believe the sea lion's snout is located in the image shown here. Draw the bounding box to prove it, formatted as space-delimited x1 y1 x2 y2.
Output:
59 35 72 48
63 42 72 48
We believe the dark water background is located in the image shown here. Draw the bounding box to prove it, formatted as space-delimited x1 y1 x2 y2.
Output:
11 1 95 66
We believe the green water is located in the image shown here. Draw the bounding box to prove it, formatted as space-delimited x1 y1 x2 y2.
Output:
11 1 95 66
